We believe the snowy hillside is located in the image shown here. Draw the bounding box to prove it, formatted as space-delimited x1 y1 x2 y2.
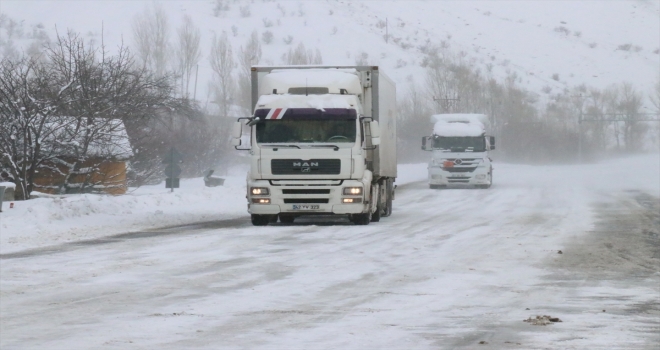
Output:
1 0 658 106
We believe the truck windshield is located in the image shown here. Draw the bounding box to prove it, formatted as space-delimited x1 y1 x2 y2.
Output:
433 136 486 152
254 108 357 144
256 120 356 143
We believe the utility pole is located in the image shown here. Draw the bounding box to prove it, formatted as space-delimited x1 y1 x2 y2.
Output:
578 109 583 163
193 64 199 100
385 18 388 43
434 94 461 113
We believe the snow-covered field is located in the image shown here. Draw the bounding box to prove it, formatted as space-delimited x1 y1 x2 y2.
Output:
1 154 658 349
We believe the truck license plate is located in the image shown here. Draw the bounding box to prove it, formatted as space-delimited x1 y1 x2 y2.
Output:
292 205 320 210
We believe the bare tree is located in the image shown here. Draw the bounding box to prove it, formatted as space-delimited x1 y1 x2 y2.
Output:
209 31 235 117
397 81 433 161
283 42 322 65
617 82 645 151
1 28 197 196
651 80 660 113
583 88 610 151
0 56 66 199
601 85 623 150
175 14 201 98
132 3 171 76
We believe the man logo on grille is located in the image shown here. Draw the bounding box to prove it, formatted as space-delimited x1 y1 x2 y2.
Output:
301 167 311 172
293 161 319 167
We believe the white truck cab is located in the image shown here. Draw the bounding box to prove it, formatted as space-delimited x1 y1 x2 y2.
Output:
233 66 397 226
422 114 495 189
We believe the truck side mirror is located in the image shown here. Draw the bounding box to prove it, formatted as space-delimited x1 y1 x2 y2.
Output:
231 121 243 147
369 120 380 139
232 120 243 139
422 136 433 151
369 120 380 146
489 136 496 150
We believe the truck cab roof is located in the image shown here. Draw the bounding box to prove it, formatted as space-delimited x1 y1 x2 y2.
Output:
256 94 361 112
260 69 363 96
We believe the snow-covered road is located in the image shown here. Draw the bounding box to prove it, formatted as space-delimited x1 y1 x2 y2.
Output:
1 155 659 349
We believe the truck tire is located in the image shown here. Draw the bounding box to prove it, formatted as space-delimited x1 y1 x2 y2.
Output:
351 213 371 225
251 214 270 226
371 201 382 222
384 179 393 217
370 183 382 222
279 215 295 224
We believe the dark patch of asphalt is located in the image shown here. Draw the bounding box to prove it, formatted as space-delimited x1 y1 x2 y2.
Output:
0 217 250 260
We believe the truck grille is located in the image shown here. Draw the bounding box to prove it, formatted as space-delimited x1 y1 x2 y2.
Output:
444 167 478 173
282 189 331 194
283 198 329 204
271 159 341 175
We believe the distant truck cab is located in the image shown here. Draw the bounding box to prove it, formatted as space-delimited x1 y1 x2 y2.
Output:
422 114 495 189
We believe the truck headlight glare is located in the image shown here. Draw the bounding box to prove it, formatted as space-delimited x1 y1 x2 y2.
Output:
343 187 362 195
342 198 363 204
252 198 271 204
251 187 270 196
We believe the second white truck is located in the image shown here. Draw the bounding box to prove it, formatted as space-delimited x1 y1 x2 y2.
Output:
232 66 397 226
422 114 495 189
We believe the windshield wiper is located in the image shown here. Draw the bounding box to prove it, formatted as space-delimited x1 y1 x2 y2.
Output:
262 144 301 149
308 145 339 151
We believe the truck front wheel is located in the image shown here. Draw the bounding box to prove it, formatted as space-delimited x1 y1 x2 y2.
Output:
350 213 371 225
371 202 382 222
251 214 271 226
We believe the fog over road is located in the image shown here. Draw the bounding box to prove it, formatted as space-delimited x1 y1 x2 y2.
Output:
1 156 659 349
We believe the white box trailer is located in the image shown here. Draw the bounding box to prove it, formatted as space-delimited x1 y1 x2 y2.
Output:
233 66 397 225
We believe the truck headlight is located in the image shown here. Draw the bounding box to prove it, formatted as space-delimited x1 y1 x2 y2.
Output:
251 187 270 196
252 198 271 204
343 187 362 195
342 198 363 203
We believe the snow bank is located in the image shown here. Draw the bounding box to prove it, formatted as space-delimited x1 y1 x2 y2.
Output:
0 182 16 189
0 175 248 254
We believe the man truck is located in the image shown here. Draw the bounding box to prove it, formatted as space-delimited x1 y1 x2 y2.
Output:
232 66 397 226
422 114 495 189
